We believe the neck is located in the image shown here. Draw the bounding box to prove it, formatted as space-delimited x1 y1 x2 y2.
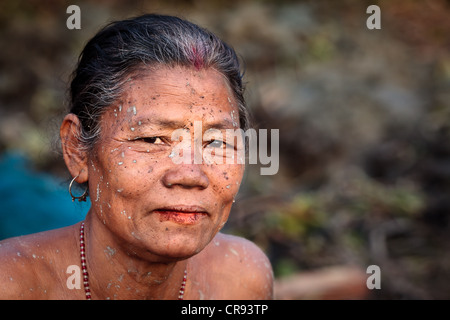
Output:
81 213 188 300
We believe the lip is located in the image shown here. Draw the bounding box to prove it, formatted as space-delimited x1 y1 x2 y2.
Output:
153 205 209 225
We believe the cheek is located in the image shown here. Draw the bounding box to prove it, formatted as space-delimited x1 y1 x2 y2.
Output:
113 161 158 197
90 148 161 201
213 164 244 198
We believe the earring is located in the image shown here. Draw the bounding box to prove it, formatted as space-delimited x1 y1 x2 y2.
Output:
69 174 88 202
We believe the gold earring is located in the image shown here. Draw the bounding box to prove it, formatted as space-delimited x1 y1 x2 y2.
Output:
69 174 88 202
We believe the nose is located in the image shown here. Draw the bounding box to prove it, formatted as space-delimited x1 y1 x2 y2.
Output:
162 164 209 190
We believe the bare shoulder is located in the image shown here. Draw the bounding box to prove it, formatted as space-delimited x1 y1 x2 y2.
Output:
0 225 78 299
191 232 274 300
0 234 44 299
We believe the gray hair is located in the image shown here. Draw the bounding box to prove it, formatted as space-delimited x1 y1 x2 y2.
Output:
69 13 250 151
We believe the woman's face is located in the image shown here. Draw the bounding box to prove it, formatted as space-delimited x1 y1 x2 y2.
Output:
86 66 245 261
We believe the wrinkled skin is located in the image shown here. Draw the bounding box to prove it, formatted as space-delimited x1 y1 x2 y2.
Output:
0 66 273 300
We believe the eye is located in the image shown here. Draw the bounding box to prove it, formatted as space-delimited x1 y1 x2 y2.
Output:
206 139 226 149
138 137 164 144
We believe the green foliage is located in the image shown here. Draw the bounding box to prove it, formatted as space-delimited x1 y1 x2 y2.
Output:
265 194 326 239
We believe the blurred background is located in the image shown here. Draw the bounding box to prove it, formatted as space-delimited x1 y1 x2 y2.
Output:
0 0 449 299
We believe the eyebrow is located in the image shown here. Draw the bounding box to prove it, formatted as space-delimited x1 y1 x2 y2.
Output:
131 117 238 130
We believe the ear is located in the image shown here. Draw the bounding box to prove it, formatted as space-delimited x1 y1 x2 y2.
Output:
60 113 89 183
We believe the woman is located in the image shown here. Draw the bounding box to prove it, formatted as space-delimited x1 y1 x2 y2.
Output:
0 14 273 299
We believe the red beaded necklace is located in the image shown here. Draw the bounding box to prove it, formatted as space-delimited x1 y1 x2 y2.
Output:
79 222 187 300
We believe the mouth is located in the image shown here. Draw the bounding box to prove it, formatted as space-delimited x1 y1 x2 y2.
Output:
153 205 209 225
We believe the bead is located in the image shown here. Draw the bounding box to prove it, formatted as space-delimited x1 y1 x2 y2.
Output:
79 221 187 300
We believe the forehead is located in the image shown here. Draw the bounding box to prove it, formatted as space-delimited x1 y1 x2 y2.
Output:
116 66 237 120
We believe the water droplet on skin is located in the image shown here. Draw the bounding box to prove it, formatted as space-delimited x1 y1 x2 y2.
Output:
130 127 135 131
127 106 137 115
96 183 101 202
105 246 116 257
90 160 96 172
230 110 238 127
118 162 123 166
131 232 141 240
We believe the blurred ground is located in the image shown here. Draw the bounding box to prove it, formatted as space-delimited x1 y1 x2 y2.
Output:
0 0 449 299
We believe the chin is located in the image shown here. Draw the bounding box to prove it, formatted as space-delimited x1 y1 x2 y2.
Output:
124 216 216 261
147 243 204 262
137 232 210 261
